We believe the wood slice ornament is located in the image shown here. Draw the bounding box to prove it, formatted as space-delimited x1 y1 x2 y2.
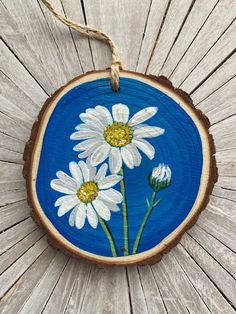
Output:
23 1 217 266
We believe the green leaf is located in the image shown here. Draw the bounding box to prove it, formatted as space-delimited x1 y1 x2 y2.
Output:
153 199 161 208
146 197 150 207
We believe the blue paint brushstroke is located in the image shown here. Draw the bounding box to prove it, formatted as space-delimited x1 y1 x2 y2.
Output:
36 77 203 256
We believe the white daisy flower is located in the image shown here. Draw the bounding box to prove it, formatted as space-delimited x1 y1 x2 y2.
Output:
70 104 165 174
50 161 123 229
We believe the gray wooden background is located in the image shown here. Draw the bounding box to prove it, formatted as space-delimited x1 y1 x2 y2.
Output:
0 0 236 313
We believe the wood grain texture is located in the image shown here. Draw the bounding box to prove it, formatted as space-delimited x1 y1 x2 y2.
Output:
0 0 235 312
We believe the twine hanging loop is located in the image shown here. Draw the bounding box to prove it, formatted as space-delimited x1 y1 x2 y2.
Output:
41 0 123 91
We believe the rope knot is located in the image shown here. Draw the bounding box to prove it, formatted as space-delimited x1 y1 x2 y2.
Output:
110 60 123 92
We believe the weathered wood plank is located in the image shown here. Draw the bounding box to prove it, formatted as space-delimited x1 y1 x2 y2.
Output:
192 53 236 104
211 115 236 139
196 76 236 125
136 0 169 73
0 112 30 142
0 72 37 124
151 258 189 313
197 207 236 252
173 245 235 313
0 188 26 207
19 251 69 314
147 0 193 75
216 175 236 190
170 0 236 86
38 0 83 78
181 20 236 93
138 266 167 314
0 133 24 154
0 0 73 93
43 258 80 314
0 200 30 232
161 0 218 77
188 225 236 279
83 0 152 71
151 254 210 313
64 261 92 314
0 161 25 192
0 39 47 105
180 233 236 308
80 266 130 314
0 236 48 299
0 228 44 275
0 147 23 165
0 246 56 314
212 185 236 202
209 195 236 221
213 131 236 152
60 0 94 73
0 218 36 257
216 150 236 164
127 266 149 314
217 162 236 178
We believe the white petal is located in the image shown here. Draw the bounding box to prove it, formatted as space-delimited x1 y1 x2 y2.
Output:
51 179 76 194
129 107 158 126
56 171 77 189
87 164 97 181
69 162 83 183
79 112 106 130
102 200 120 212
132 138 155 160
70 130 102 140
73 138 99 151
55 194 75 207
78 161 90 182
86 108 107 128
121 146 135 169
125 143 142 167
78 140 105 159
133 125 165 138
95 163 108 181
90 143 111 167
98 188 123 204
166 167 172 181
75 123 103 133
85 108 110 128
87 203 98 228
75 203 86 229
98 175 122 189
57 196 79 217
75 123 90 131
95 105 113 126
69 205 79 227
112 103 129 123
109 147 122 174
92 199 111 221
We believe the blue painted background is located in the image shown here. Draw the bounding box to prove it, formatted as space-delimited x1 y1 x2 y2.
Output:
36 77 203 256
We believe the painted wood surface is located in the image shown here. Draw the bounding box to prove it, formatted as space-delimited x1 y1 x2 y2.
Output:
0 0 235 312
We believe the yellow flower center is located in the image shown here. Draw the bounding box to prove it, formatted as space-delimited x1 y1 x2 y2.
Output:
77 181 98 203
103 122 133 147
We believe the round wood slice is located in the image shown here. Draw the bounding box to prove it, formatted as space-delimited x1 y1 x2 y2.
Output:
23 70 217 265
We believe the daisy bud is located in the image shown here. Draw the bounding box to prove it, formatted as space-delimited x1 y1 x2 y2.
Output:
149 164 171 192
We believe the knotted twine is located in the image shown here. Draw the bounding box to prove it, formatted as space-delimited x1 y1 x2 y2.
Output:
41 0 123 91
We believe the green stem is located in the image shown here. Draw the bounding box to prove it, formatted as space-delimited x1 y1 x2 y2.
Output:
119 166 129 256
132 191 160 254
97 215 117 257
